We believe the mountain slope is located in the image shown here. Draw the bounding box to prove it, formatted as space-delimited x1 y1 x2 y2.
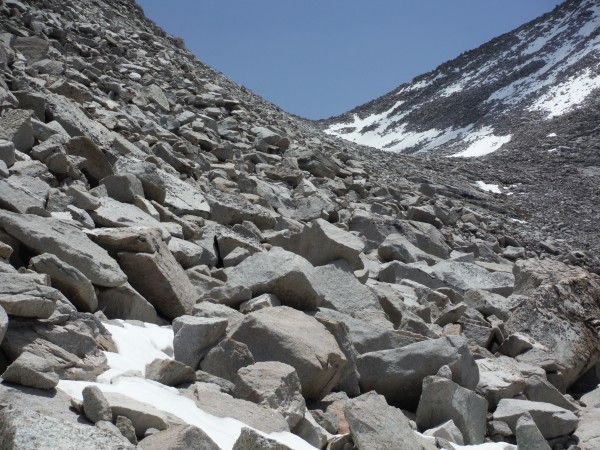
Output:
321 0 600 156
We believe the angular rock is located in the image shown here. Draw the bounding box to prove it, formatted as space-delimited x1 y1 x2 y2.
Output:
12 36 50 62
0 212 127 287
98 283 160 324
0 304 7 344
1 351 59 389
416 373 488 444
432 260 515 296
378 233 441 266
232 427 293 450
82 385 112 423
117 231 197 320
172 316 227 369
145 358 196 386
0 175 50 214
345 391 435 450
475 357 527 408
493 398 579 439
270 219 365 270
423 420 464 445
100 174 145 204
227 248 323 310
194 385 289 433
231 306 347 400
29 253 98 313
0 109 34 152
137 424 220 450
357 336 479 409
505 259 600 389
104 392 169 437
239 293 281 313
235 361 306 429
200 338 255 382
516 412 551 450
0 272 60 319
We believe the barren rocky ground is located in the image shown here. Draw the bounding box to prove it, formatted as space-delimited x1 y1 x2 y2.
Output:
0 0 598 449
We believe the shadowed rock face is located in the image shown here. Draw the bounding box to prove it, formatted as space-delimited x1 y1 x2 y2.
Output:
0 0 599 448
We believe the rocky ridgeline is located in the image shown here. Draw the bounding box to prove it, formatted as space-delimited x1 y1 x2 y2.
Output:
0 0 599 449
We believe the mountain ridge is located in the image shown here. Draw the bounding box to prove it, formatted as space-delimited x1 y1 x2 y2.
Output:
320 0 600 157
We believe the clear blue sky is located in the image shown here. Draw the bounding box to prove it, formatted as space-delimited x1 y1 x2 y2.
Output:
136 1 561 119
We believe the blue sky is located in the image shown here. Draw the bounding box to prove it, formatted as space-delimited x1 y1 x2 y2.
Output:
136 1 561 119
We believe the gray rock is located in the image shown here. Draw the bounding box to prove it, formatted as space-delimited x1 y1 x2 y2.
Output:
0 406 134 449
173 315 228 369
232 427 293 450
227 248 323 310
416 374 488 444
463 289 511 321
493 398 579 439
423 420 464 445
270 219 365 270
1 351 59 389
104 392 170 437
345 391 435 450
475 356 528 408
194 385 289 433
0 211 127 287
89 197 172 240
117 230 197 320
160 170 210 216
313 260 380 315
497 332 536 357
199 285 252 308
116 415 138 445
235 361 306 429
378 261 445 289
168 237 205 269
573 408 600 450
0 109 34 152
137 424 220 450
64 136 114 184
12 36 50 63
0 175 50 214
525 375 580 411
231 306 347 400
357 336 479 409
291 409 331 449
432 260 515 296
239 293 281 313
98 283 160 324
0 140 15 168
0 272 61 319
379 233 441 266
516 412 551 450
0 304 7 344
29 253 98 313
82 385 112 423
200 338 255 382
145 358 196 386
505 259 600 389
100 174 145 204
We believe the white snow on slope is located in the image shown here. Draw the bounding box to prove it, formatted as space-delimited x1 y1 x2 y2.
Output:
451 128 512 158
58 320 317 450
475 181 502 194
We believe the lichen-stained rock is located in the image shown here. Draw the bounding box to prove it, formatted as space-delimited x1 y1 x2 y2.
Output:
0 406 135 449
357 336 479 409
0 109 34 152
505 259 600 390
0 211 127 288
231 306 348 401
227 247 324 310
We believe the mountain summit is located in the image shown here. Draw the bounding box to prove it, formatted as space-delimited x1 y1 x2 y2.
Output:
322 0 600 156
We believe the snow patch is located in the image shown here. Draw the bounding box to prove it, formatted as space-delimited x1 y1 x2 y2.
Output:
58 321 317 450
475 181 502 194
451 128 512 157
